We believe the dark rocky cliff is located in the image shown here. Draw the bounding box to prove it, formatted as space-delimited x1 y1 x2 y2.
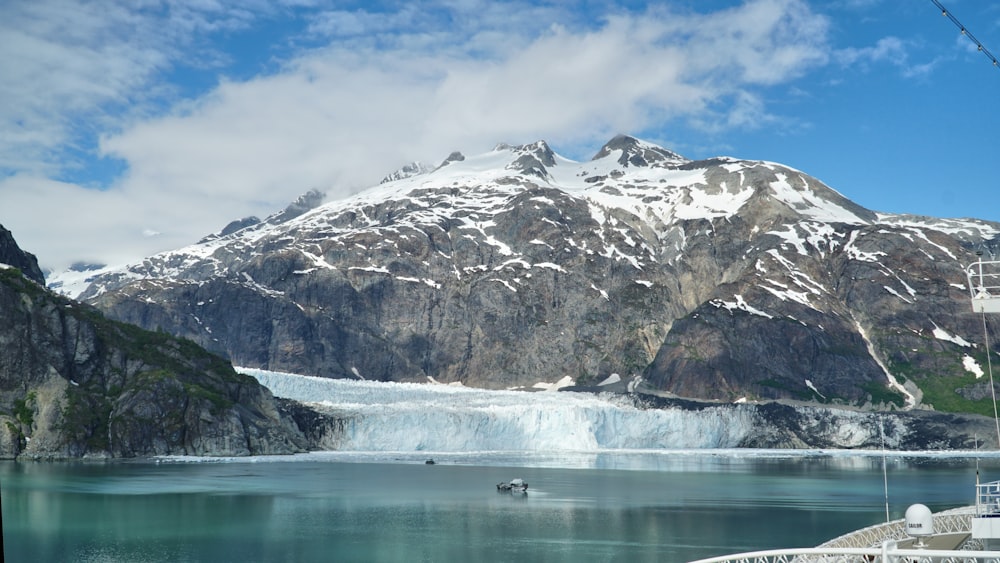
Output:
0 224 45 284
0 229 323 458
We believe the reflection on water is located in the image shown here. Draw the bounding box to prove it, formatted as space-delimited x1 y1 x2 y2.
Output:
0 452 996 562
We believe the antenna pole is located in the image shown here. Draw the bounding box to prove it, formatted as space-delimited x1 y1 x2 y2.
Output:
880 418 890 523
983 307 999 446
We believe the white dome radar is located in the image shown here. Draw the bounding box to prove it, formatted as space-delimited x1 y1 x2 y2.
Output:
904 503 934 547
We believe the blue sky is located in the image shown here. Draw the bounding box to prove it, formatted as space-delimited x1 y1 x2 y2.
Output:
2 0 1000 272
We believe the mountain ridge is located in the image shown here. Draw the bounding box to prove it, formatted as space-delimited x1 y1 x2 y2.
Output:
57 135 1000 415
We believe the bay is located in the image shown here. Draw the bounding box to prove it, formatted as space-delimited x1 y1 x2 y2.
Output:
1 451 996 562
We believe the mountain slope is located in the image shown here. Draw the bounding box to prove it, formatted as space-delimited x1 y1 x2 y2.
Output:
0 226 319 458
64 136 1000 413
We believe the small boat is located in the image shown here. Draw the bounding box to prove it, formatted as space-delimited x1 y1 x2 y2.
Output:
496 478 528 493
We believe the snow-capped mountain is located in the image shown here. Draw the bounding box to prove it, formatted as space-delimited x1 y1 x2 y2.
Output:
59 135 1000 412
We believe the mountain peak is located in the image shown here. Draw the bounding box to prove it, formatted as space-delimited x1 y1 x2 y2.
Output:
266 189 326 225
198 190 325 244
381 161 432 184
504 140 557 178
592 134 687 168
435 151 466 170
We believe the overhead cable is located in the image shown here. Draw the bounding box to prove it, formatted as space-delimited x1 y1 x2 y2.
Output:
930 0 1000 69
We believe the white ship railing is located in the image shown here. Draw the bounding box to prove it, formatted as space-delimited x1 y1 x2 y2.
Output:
690 507 993 563
689 546 1000 563
819 506 975 548
977 480 1000 517
967 259 1000 313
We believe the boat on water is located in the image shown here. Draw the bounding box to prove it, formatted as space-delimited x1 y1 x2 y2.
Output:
691 259 1000 562
496 478 528 493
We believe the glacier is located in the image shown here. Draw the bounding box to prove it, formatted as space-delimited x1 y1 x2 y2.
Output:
243 368 759 452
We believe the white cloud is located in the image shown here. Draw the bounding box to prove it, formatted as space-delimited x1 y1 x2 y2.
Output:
0 174 165 267
0 0 832 272
836 36 908 68
0 2 160 175
0 0 290 177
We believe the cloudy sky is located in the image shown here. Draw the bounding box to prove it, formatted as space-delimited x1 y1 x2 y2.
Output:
3 0 1000 273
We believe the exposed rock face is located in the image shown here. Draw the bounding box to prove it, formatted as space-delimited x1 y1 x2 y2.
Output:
0 224 45 284
593 133 685 167
0 228 319 458
68 136 1000 416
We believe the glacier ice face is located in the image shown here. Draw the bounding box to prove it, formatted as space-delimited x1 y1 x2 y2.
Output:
246 368 995 453
244 369 757 452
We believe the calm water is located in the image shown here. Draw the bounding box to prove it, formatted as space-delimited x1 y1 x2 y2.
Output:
1 451 996 562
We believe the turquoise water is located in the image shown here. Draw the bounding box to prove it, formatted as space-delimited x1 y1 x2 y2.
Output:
0 452 995 562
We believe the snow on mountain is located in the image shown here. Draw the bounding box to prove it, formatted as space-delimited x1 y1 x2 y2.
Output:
57 135 912 298
380 161 433 184
60 135 1000 413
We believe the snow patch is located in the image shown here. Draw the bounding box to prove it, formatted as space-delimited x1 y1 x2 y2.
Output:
591 284 609 301
883 285 913 304
712 294 773 319
598 374 621 386
426 376 465 387
932 324 972 347
855 321 916 409
963 354 984 379
349 266 390 274
805 379 826 399
533 376 576 391
532 262 567 273
844 231 886 262
492 278 518 292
